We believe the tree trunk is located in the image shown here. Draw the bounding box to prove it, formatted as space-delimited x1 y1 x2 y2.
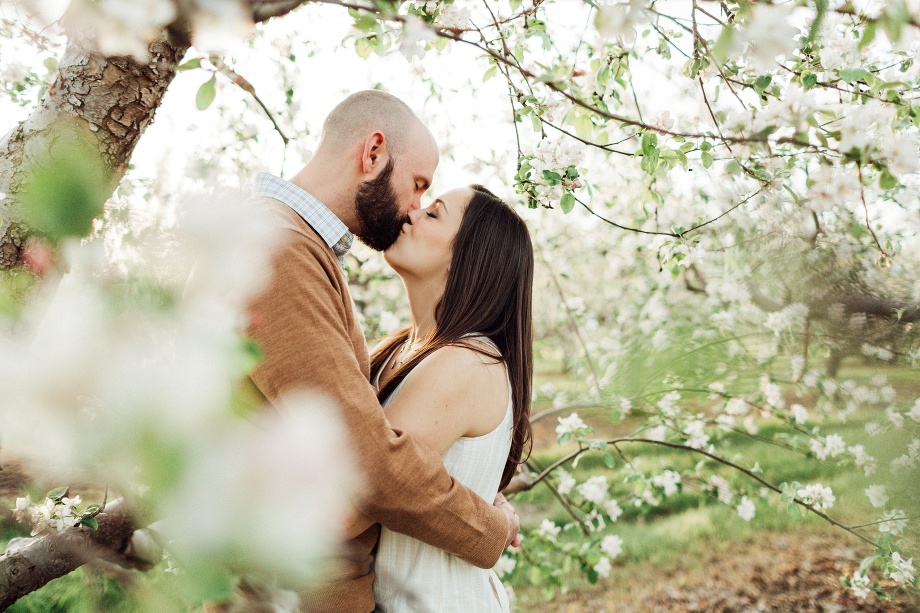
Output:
0 32 190 268
0 499 138 609
0 0 314 269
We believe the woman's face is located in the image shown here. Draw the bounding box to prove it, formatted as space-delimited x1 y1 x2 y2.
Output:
384 186 473 281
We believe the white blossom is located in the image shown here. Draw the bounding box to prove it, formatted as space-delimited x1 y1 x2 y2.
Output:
737 496 756 521
849 570 872 599
734 4 800 70
907 398 920 423
797 483 835 511
865 485 888 508
600 534 623 559
709 475 734 504
556 412 589 436
651 470 681 496
594 556 612 578
724 397 750 416
556 469 576 495
790 404 809 424
493 555 516 578
810 434 846 460
879 509 909 535
437 5 472 29
683 420 709 449
536 519 561 542
887 552 915 585
604 499 623 522
887 407 905 428
578 475 610 505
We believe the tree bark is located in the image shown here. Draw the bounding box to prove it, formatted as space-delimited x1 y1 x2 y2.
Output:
0 499 138 610
0 0 314 269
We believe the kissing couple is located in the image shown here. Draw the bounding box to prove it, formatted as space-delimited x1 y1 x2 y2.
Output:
242 90 534 613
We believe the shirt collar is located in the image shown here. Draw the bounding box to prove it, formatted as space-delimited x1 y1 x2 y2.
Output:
253 172 353 259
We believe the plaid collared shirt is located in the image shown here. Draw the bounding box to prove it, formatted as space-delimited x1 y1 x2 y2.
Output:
253 172 353 269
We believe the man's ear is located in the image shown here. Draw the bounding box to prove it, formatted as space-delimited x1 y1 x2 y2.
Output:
361 132 387 175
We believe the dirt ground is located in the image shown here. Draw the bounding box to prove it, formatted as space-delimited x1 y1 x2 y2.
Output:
517 532 920 613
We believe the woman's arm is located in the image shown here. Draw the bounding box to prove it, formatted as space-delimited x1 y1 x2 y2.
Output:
341 345 508 540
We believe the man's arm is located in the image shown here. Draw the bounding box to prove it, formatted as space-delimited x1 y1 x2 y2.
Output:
247 226 515 568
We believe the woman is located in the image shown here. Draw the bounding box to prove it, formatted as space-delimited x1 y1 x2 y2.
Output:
369 184 533 612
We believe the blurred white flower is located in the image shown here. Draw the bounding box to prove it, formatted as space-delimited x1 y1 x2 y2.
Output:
536 519 561 542
849 570 872 599
161 393 359 581
888 552 915 585
865 485 888 508
400 18 435 58
683 420 709 449
556 469 576 495
790 404 809 424
810 434 846 460
879 509 909 535
594 0 649 46
604 499 623 522
437 5 472 29
651 470 681 496
733 4 800 71
593 556 612 578
600 534 623 559
192 0 254 53
737 495 756 521
578 475 610 505
493 555 516 578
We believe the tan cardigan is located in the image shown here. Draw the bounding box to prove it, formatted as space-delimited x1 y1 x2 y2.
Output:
246 197 508 612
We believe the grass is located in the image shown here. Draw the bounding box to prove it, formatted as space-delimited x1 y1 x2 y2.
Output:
508 360 920 607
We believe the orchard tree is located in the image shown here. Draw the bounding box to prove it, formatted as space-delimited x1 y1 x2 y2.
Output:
1 0 919 609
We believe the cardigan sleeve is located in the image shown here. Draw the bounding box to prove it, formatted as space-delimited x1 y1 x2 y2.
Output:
247 227 508 569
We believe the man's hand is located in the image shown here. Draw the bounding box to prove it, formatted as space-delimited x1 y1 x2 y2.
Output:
494 492 521 548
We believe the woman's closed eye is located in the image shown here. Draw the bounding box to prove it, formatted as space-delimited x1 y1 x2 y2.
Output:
426 211 437 219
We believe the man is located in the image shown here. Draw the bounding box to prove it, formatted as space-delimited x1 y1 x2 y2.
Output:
245 90 520 612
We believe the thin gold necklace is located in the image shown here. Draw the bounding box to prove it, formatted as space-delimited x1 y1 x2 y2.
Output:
391 338 419 370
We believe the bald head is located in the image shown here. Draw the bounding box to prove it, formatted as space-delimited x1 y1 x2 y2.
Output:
318 90 424 159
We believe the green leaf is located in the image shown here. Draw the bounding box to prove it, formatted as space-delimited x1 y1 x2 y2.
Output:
602 452 616 468
787 503 802 518
701 151 713 169
560 192 575 214
879 169 898 189
858 21 877 48
482 65 498 82
21 134 108 243
641 132 658 156
353 13 378 31
807 0 829 42
542 170 563 184
177 58 201 72
46 486 68 501
354 37 373 60
79 515 99 530
802 72 818 90
195 74 217 110
712 26 734 63
837 68 871 84
530 113 542 134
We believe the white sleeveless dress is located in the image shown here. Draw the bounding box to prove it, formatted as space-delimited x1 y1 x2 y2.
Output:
372 340 513 613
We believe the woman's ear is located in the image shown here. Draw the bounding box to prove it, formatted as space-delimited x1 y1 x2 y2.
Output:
361 131 387 174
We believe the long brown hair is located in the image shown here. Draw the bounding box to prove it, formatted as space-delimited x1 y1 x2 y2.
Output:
371 185 534 491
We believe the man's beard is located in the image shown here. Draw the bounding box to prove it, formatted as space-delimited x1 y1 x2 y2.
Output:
353 158 406 252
